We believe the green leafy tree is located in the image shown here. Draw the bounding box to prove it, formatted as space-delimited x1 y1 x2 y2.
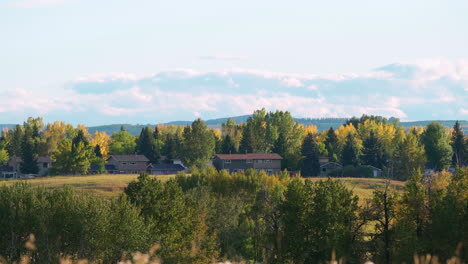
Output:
392 133 426 181
369 182 398 264
181 119 215 168
423 122 453 171
0 148 9 165
341 134 360 167
300 133 320 176
109 129 137 155
392 171 428 263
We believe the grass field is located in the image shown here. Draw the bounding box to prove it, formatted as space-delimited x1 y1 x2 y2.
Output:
0 174 175 198
0 174 405 200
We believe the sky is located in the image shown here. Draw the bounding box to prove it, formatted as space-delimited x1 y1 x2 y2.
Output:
1 0 468 125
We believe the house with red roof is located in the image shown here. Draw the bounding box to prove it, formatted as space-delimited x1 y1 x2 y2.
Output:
213 153 283 174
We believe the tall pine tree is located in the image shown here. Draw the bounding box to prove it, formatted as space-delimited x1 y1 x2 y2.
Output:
341 134 360 167
451 121 465 167
325 127 338 162
136 127 159 163
221 134 237 154
20 129 39 174
361 131 386 169
300 133 320 176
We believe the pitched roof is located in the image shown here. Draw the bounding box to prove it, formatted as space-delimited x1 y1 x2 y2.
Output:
108 155 149 162
9 156 52 163
215 153 283 160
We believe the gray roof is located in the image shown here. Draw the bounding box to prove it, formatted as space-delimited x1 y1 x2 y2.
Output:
215 153 283 160
108 155 149 162
151 164 185 171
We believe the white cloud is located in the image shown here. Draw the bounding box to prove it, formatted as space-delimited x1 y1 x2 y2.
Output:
281 77 303 87
2 60 468 124
307 84 318 91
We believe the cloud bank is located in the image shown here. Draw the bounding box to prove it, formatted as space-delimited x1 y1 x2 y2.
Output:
1 60 467 125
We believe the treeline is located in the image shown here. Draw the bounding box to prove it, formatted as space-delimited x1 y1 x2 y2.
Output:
0 168 466 263
0 109 466 177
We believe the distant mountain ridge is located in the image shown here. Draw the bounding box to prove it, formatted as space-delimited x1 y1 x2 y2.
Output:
87 117 468 135
2 118 467 136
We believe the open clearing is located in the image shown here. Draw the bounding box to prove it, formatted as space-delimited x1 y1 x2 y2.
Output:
0 174 405 200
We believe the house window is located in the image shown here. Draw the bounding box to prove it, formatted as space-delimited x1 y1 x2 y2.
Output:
246 159 253 163
43 163 48 168
265 159 272 163
130 162 136 165
122 162 127 165
322 168 326 172
257 160 263 164
225 160 231 164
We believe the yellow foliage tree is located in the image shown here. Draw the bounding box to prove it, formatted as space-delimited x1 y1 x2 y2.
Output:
90 131 111 160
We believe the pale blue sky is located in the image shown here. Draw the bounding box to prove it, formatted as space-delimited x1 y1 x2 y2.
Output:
1 0 468 124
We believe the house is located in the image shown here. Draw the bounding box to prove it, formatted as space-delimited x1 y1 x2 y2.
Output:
149 164 186 175
212 153 283 174
0 166 17 179
88 164 119 174
363 165 383 177
319 162 343 176
7 156 52 177
106 155 150 174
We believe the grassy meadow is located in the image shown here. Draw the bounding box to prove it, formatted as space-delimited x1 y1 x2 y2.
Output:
0 174 405 200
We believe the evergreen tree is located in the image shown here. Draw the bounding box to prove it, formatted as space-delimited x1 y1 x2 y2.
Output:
423 122 453 171
361 131 386 169
239 125 253 154
325 127 338 162
136 127 159 163
20 130 39 174
94 144 103 158
300 133 320 176
163 134 179 160
221 134 237 154
72 129 89 151
7 125 23 157
451 121 465 167
341 134 360 166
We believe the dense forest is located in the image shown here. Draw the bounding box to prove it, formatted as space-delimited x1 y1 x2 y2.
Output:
0 109 466 178
0 168 466 263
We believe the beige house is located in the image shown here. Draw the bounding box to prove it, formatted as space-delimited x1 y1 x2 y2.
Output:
106 155 150 174
213 153 283 174
7 156 52 177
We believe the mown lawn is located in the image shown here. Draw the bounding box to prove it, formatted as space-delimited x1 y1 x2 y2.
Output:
0 174 405 200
